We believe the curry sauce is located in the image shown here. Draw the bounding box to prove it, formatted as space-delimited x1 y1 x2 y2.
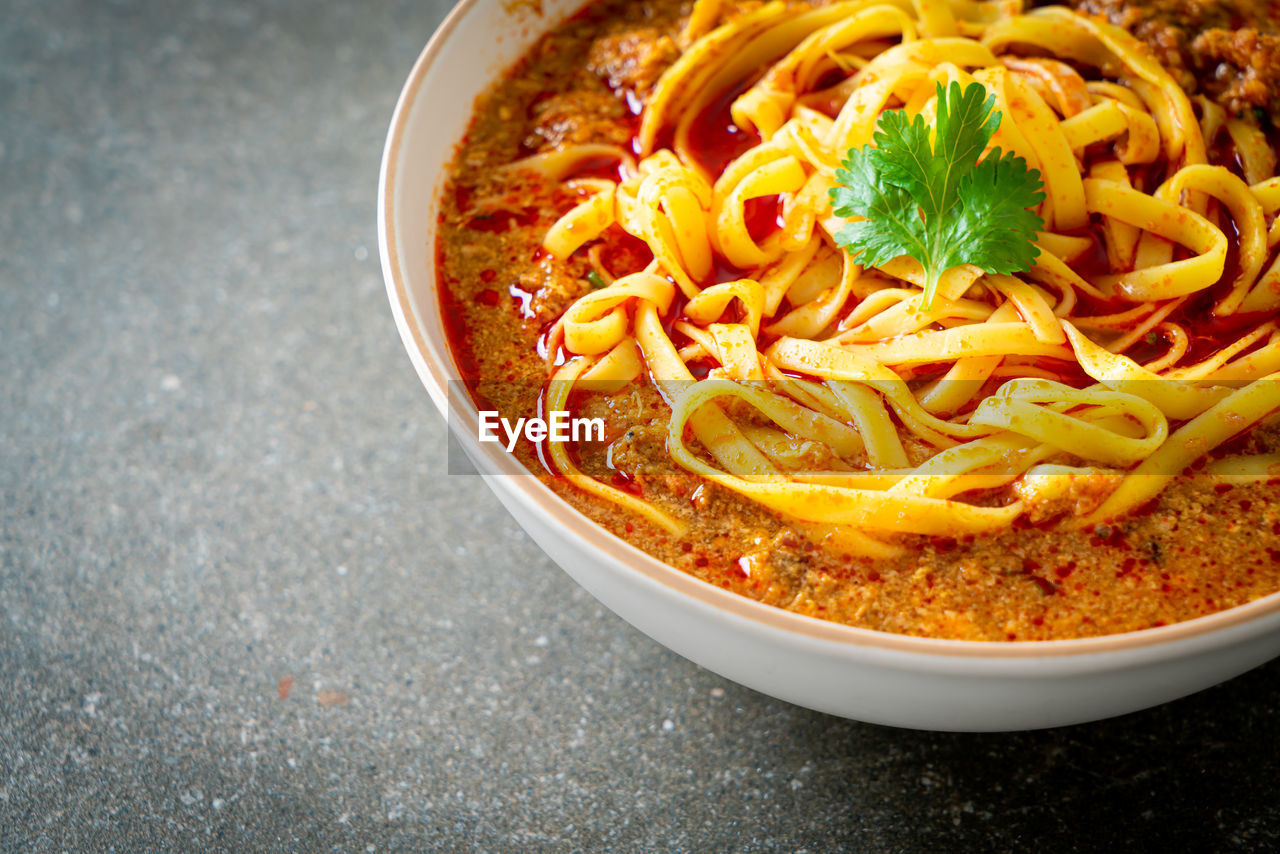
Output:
436 0 1280 641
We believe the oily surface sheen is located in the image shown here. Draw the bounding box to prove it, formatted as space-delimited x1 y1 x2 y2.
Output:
437 0 1280 641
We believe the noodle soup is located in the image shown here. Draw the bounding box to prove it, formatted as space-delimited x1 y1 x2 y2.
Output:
437 0 1280 641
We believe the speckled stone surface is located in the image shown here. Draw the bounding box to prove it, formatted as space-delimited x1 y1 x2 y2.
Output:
4 0 1280 850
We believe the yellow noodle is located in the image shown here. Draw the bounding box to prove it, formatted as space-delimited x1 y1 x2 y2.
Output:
1082 374 1280 524
546 358 686 535
525 0 1280 549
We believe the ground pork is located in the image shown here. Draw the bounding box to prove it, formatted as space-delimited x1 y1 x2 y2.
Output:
1047 0 1280 118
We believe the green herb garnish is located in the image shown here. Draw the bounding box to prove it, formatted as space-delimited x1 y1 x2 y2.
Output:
585 270 606 289
829 80 1046 308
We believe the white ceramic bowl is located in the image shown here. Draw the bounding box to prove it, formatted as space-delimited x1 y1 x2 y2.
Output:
378 0 1280 731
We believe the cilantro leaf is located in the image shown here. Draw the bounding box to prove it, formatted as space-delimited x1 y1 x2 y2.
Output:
830 80 1045 307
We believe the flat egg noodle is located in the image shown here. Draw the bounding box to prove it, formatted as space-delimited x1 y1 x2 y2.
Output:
524 0 1280 545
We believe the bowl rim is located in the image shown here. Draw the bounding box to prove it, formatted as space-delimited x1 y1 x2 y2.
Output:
378 0 1280 662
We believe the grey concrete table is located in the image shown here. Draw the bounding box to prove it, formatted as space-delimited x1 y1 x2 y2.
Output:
4 0 1280 850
